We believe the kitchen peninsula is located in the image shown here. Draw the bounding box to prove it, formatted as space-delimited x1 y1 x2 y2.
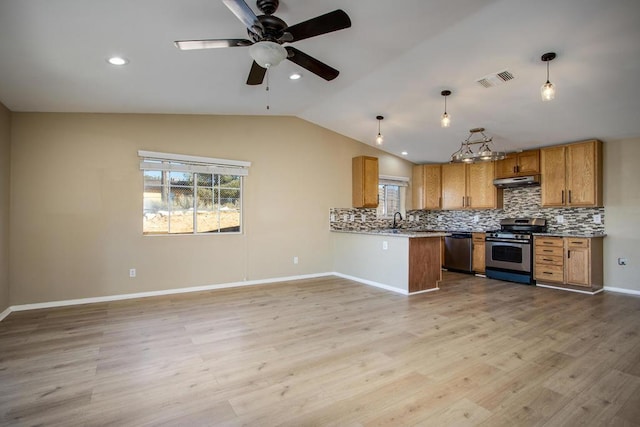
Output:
332 230 448 295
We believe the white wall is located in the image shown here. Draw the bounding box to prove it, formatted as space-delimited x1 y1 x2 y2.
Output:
603 137 640 292
0 102 10 313
8 113 413 305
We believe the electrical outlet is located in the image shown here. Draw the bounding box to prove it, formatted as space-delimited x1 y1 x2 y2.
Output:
330 213 335 222
473 215 480 223
129 268 136 278
343 214 348 222
382 241 388 250
360 214 366 222
349 214 355 222
593 214 602 224
409 215 414 221
618 258 628 266
293 256 299 265
556 215 564 224
415 215 420 221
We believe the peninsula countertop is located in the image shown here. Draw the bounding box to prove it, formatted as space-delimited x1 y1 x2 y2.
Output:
330 229 450 238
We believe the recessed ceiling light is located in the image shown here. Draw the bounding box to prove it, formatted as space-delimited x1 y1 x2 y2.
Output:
401 151 408 156
289 72 302 80
107 56 129 66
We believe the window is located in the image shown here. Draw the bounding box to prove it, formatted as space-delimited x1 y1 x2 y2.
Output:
377 175 408 218
139 151 250 235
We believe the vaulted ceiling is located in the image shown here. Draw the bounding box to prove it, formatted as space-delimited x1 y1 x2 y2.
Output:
1 0 639 163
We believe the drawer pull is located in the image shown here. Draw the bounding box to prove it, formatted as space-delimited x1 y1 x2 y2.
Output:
543 272 553 275
542 258 553 261
543 249 553 253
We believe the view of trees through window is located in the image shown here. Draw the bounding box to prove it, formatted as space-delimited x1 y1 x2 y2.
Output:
143 170 241 234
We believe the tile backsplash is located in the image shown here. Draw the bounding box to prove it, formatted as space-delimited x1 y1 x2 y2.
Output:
330 186 605 234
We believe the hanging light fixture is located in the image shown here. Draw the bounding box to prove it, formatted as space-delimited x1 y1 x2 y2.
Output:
375 115 384 145
440 90 452 128
540 52 557 101
450 127 505 163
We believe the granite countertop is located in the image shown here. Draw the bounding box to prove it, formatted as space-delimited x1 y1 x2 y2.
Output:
533 232 607 238
331 229 450 238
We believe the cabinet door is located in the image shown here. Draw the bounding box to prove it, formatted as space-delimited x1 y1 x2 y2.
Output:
467 162 499 209
424 165 442 210
566 140 602 207
516 150 540 175
565 239 590 287
472 233 485 273
495 155 518 179
412 165 426 210
441 163 466 209
540 146 566 207
352 156 378 208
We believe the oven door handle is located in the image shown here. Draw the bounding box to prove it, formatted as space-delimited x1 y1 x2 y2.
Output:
486 238 529 244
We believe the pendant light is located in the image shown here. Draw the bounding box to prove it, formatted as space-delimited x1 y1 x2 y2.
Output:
540 52 556 101
375 115 384 145
450 127 505 163
440 90 452 128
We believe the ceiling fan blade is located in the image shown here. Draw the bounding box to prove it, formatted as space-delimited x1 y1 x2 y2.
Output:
285 47 339 81
174 39 253 50
285 10 351 42
222 0 263 36
246 61 267 85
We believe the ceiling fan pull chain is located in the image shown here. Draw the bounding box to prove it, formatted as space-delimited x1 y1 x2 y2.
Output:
266 67 270 110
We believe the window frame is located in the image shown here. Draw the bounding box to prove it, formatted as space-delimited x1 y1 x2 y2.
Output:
139 151 250 236
377 175 409 219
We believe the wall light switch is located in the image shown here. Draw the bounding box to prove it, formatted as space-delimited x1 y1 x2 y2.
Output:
382 241 388 250
361 214 366 222
593 214 602 224
343 214 348 222
415 215 420 221
473 215 480 223
349 214 355 222
556 215 564 224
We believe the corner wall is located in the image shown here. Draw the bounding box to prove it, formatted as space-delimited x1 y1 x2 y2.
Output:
9 113 413 305
0 103 9 314
603 137 640 292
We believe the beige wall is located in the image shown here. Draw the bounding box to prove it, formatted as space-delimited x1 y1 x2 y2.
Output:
603 137 640 291
9 113 413 304
0 103 10 312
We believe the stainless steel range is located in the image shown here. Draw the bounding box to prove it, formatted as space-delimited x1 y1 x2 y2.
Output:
485 218 547 285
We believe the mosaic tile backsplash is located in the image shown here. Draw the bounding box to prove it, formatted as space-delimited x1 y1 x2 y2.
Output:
330 186 605 234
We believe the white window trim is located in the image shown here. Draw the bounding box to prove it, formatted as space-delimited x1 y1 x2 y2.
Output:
378 175 409 218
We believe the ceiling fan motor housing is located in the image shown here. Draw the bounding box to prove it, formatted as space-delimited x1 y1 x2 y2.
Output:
257 0 279 15
250 14 287 43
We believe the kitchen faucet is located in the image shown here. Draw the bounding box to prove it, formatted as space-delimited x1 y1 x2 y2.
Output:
392 212 403 229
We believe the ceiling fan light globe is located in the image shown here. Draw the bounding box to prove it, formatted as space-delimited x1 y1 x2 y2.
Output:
249 41 287 69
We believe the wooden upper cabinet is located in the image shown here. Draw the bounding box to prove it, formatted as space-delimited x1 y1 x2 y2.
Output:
352 156 378 208
566 141 602 207
412 164 441 210
467 162 501 209
495 150 540 179
441 162 501 210
441 163 467 210
541 140 602 207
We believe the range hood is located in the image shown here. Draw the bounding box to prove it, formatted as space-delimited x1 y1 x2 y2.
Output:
493 175 540 188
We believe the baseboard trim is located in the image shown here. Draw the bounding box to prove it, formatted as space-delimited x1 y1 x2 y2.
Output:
332 272 410 295
603 286 640 296
536 283 604 295
8 272 334 314
0 307 11 322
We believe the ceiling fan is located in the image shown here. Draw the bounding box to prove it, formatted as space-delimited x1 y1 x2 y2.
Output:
174 0 351 85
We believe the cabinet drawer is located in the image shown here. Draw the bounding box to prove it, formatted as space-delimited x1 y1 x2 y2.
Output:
566 238 589 248
535 237 563 247
535 246 564 257
535 264 564 282
535 254 563 266
472 233 485 242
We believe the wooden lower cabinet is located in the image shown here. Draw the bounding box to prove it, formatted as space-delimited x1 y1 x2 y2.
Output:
534 236 604 293
472 232 485 273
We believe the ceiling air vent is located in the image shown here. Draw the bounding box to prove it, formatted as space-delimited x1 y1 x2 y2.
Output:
476 70 515 88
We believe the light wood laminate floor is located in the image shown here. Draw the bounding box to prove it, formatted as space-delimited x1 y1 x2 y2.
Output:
1 273 640 426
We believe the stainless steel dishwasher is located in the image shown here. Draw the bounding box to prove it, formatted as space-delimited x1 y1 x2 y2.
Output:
443 232 473 273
